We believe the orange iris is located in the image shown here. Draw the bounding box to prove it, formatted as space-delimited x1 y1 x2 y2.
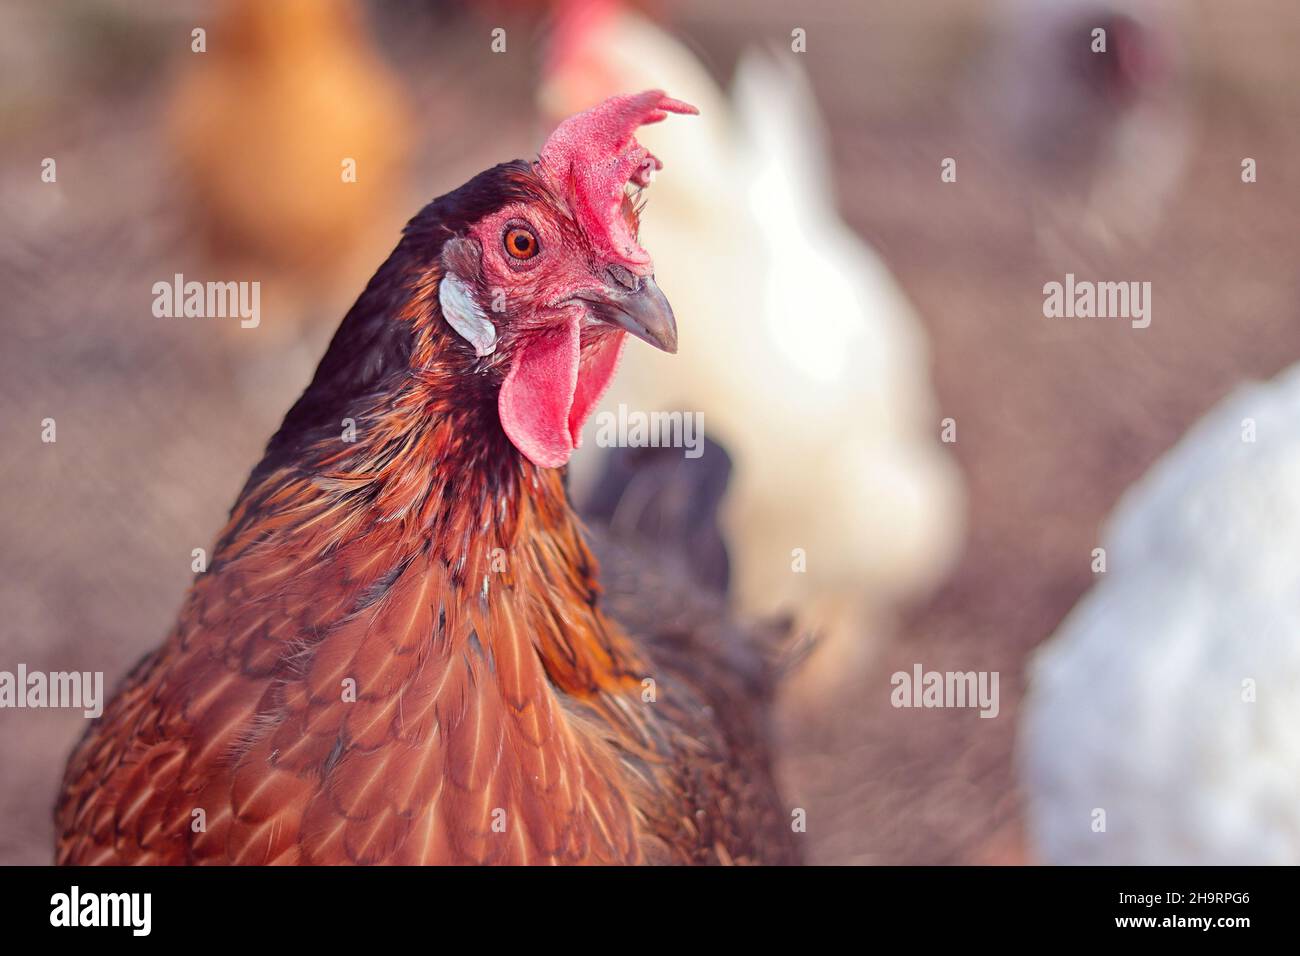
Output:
505 228 538 260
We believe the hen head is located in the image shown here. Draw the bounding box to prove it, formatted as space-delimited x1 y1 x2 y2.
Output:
432 90 696 469
1070 12 1168 105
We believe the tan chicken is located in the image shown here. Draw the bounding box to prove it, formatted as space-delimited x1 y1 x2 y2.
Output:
167 0 413 344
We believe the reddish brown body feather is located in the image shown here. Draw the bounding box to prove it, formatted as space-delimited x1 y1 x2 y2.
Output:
55 161 796 865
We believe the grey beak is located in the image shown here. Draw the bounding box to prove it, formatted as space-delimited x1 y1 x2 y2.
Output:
580 274 678 354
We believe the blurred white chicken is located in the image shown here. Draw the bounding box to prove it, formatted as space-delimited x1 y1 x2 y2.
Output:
543 1 964 690
979 0 1192 257
1021 364 1300 864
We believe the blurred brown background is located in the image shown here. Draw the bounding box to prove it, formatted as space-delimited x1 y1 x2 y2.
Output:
3 0 1299 865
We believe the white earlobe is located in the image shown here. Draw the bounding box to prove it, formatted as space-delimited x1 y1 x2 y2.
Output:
439 273 497 357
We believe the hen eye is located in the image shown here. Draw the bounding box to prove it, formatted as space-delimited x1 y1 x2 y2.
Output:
504 226 539 260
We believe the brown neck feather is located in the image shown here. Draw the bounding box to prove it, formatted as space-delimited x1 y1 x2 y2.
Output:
206 293 645 703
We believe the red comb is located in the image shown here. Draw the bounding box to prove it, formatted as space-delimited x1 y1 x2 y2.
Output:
538 90 698 269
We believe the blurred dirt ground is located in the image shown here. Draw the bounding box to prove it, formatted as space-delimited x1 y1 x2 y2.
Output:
4 0 1300 864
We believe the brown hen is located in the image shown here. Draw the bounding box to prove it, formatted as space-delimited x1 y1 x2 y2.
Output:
55 92 798 865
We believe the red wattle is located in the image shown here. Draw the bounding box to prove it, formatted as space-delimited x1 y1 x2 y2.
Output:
498 320 625 469
568 330 625 449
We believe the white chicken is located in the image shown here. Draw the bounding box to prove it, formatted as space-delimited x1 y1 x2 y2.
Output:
543 2 965 688
1020 363 1300 864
